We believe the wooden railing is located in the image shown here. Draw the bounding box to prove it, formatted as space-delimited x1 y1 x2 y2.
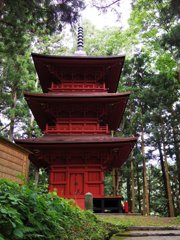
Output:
49 82 107 92
44 118 109 134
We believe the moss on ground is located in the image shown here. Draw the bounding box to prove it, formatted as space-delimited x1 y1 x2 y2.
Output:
97 215 180 228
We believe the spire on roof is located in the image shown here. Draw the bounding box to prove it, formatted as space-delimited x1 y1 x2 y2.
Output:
74 19 86 56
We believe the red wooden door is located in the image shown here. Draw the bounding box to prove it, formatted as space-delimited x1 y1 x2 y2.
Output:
69 173 84 196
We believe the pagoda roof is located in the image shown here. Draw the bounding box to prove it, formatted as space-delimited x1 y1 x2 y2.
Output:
15 135 137 168
15 135 137 145
32 53 125 93
24 92 130 131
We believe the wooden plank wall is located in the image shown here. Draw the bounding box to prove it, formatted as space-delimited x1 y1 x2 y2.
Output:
0 138 30 184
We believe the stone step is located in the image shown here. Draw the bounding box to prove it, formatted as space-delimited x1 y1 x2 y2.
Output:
128 226 180 231
111 227 180 240
115 230 180 237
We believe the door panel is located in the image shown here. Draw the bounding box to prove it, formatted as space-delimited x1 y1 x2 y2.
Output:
69 173 84 196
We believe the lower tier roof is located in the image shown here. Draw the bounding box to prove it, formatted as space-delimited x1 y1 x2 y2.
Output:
15 135 137 169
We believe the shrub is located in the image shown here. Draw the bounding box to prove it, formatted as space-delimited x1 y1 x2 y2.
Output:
0 179 109 240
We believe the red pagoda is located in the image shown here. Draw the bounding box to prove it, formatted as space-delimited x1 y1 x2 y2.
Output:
16 27 137 212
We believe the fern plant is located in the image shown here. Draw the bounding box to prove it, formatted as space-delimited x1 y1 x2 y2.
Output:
0 179 110 240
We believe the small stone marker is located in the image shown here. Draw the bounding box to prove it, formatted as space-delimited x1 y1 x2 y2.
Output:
85 192 93 211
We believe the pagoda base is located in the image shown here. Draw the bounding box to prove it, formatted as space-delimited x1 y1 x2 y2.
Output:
72 196 125 213
93 196 124 213
55 195 125 213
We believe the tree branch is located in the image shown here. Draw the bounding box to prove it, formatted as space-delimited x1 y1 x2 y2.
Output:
92 0 121 10
0 0 4 12
0 122 10 131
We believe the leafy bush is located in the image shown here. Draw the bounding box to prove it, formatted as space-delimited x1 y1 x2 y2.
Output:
0 179 110 240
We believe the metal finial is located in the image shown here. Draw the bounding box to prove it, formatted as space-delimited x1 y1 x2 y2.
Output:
77 26 84 51
75 23 86 56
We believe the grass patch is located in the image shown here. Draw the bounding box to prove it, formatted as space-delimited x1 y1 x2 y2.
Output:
97 215 180 228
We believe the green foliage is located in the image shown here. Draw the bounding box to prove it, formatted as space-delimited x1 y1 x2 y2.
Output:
161 23 180 59
82 20 125 56
0 0 85 140
129 0 180 59
0 0 85 54
82 10 179 215
104 172 113 195
0 179 110 240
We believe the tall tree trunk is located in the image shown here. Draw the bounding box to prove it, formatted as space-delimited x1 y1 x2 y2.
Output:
130 151 135 213
9 89 17 141
148 165 153 212
0 1 4 12
160 119 175 217
163 148 175 217
127 163 131 211
34 167 40 186
171 108 180 215
136 160 141 213
129 103 135 212
117 169 123 196
111 130 118 196
140 109 149 215
157 140 168 209
112 168 120 196
27 113 35 138
28 76 39 138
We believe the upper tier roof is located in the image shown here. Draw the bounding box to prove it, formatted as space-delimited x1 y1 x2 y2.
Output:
24 92 130 131
32 53 125 93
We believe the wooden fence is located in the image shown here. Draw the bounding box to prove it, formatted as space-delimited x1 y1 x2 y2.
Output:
0 137 30 184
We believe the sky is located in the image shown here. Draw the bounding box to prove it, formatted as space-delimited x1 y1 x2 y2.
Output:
82 0 132 29
61 0 132 51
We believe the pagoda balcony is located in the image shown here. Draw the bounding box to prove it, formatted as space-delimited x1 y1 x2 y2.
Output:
49 82 107 92
44 118 109 134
